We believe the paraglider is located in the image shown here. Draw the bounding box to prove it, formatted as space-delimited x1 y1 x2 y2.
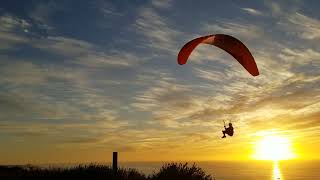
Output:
177 34 259 76
177 34 259 138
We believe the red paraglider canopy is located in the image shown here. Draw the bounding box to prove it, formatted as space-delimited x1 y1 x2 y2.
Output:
178 34 259 76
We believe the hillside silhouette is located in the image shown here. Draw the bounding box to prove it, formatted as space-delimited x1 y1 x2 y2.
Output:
0 163 213 180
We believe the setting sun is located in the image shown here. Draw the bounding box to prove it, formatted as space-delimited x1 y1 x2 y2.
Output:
253 136 296 160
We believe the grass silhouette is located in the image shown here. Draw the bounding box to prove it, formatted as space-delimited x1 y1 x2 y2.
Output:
0 163 213 180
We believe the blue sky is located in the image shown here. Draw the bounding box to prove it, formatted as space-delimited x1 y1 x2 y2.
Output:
0 0 320 163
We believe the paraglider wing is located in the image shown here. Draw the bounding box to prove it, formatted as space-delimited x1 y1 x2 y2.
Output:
177 34 259 76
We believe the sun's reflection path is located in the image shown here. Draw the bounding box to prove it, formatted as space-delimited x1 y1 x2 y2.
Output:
272 161 283 180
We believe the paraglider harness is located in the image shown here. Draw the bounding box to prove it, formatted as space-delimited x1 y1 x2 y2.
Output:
222 120 234 137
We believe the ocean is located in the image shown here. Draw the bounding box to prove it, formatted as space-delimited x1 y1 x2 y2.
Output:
117 160 320 180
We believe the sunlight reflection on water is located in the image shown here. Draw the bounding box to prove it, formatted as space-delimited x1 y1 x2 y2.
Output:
273 161 283 180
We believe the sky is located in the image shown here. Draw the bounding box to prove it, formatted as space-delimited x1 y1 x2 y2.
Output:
0 0 320 164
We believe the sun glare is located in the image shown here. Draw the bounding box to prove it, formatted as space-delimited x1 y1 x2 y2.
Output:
253 136 295 160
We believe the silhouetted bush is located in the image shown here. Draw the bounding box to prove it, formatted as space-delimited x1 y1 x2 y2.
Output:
150 163 212 180
0 163 212 180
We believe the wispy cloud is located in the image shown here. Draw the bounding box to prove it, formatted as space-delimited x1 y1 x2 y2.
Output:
192 67 227 82
286 13 320 40
28 1 60 31
241 8 263 16
278 47 320 65
133 6 181 54
98 1 124 17
0 14 30 49
131 73 195 127
30 36 143 68
0 57 126 126
202 21 264 40
0 14 30 31
151 0 172 9
33 36 94 56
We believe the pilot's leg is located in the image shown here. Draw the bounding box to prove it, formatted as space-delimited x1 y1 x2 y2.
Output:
222 130 226 138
